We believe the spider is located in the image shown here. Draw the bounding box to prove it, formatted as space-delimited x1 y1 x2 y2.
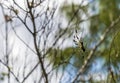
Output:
73 30 85 52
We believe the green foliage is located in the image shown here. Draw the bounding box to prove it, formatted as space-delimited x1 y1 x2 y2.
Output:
0 72 8 81
48 48 71 68
101 32 120 71
110 32 120 64
89 14 104 36
90 0 120 37
47 45 91 71
99 0 119 26
48 0 120 82
60 3 88 25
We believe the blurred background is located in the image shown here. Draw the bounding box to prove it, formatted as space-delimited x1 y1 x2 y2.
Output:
0 0 120 83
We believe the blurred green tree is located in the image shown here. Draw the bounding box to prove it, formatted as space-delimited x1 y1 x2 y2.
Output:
48 0 120 82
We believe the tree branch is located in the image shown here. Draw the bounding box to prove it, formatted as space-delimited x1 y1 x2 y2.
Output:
71 15 120 83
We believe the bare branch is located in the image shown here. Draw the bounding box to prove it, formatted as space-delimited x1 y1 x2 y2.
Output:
0 60 20 83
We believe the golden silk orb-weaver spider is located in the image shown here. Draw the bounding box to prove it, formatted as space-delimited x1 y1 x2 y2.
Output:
73 30 85 52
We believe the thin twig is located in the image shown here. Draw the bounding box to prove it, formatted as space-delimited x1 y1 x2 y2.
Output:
0 60 20 83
